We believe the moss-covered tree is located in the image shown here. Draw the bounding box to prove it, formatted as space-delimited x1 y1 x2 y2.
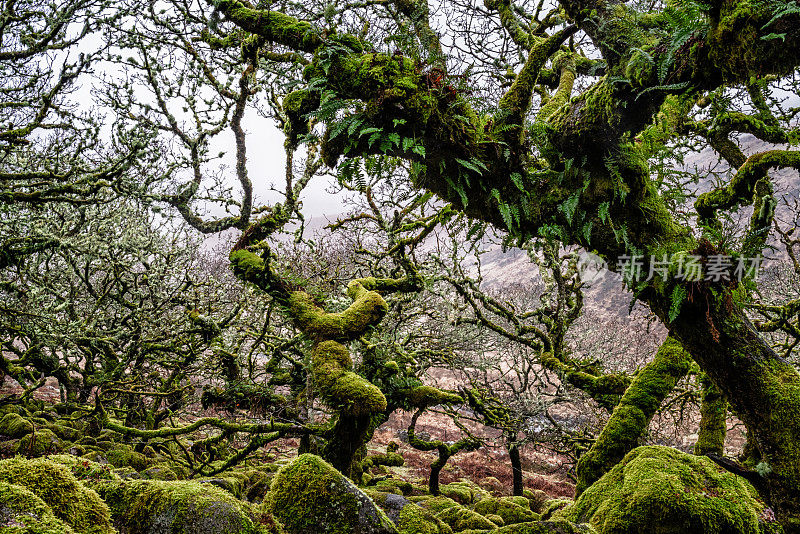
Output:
190 0 800 528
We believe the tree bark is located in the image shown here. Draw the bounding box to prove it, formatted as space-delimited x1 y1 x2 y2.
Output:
575 337 692 495
509 442 524 496
694 373 727 457
667 292 800 532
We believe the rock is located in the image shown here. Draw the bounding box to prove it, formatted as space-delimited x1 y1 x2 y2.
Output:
434 505 497 532
0 413 34 438
396 502 453 534
92 479 271 534
0 456 115 534
0 480 74 533
473 497 539 525
14 428 63 456
264 453 397 534
384 493 411 523
558 445 781 534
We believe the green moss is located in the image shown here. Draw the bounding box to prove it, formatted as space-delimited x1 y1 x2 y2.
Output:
282 90 319 145
312 340 387 416
695 374 727 457
434 505 497 531
405 386 463 409
140 464 180 481
575 337 692 495
490 519 593 533
200 475 248 500
0 457 115 534
105 446 149 472
0 481 74 534
486 514 504 526
45 455 117 482
288 287 388 341
93 478 269 534
14 429 62 457
264 453 395 534
539 499 572 520
397 502 453 534
0 413 34 438
473 497 539 525
414 496 460 514
624 49 656 88
560 446 774 534
439 482 487 505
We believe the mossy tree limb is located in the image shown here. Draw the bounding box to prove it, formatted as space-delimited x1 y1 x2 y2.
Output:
575 336 692 495
695 373 727 457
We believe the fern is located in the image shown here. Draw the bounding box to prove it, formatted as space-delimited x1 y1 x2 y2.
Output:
658 0 709 83
669 285 688 322
761 0 800 29
560 191 581 225
510 172 525 191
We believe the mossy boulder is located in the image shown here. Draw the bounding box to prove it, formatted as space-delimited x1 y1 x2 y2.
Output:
47 423 81 442
557 446 779 534
104 447 149 472
264 453 397 534
413 496 460 515
199 476 247 500
435 506 497 532
0 481 75 534
0 413 34 438
491 520 596 533
540 500 572 521
93 478 270 534
397 502 453 534
46 455 118 483
0 456 115 534
439 482 487 505
473 497 539 525
15 429 63 457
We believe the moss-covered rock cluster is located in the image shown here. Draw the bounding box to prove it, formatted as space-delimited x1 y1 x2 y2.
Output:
559 446 782 534
0 400 783 534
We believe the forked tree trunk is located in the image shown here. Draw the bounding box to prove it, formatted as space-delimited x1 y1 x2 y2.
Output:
694 373 727 457
667 291 800 532
575 337 692 494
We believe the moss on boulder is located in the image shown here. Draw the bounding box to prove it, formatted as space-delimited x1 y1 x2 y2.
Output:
412 496 460 515
0 413 34 438
0 457 115 534
0 481 75 534
93 478 270 534
491 520 596 533
104 446 149 472
473 497 539 525
45 455 118 483
15 429 63 457
397 502 453 534
558 446 779 534
434 506 497 532
264 453 397 534
438 482 487 505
